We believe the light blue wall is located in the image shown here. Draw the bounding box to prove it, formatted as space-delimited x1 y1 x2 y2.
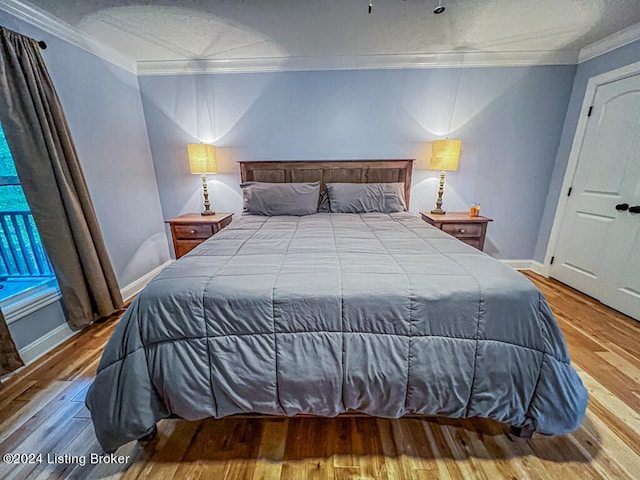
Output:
1 6 636 356
139 65 576 260
1 11 170 349
534 38 640 262
34 38 170 289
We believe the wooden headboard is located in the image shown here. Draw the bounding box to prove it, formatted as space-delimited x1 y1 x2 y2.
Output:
239 160 414 208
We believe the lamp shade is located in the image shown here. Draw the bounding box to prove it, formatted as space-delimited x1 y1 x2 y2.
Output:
187 143 217 174
429 139 461 171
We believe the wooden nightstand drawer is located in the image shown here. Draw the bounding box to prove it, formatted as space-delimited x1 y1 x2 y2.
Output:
166 213 233 259
441 223 482 238
421 212 492 251
460 238 482 249
173 224 213 239
174 240 206 258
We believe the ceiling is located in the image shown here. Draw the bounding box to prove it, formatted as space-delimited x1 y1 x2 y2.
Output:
15 0 640 72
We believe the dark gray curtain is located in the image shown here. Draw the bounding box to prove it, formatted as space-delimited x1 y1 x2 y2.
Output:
0 309 23 377
0 26 123 330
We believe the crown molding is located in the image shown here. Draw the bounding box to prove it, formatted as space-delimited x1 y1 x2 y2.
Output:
0 0 136 73
5 0 637 75
137 50 578 76
579 21 640 63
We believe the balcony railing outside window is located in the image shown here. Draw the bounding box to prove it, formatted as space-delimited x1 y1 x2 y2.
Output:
0 211 53 278
1 124 57 303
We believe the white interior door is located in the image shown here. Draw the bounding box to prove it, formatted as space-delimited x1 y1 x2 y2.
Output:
551 74 640 320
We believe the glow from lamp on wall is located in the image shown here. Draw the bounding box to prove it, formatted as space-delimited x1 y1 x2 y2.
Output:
429 139 460 215
187 143 218 216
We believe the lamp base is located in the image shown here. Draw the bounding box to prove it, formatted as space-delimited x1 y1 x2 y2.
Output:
431 170 447 215
200 173 215 216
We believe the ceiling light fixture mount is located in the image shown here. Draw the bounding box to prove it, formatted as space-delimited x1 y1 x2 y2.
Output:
369 0 433 15
368 0 443 15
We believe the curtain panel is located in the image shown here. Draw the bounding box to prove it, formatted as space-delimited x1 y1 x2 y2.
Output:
0 26 123 330
0 309 23 377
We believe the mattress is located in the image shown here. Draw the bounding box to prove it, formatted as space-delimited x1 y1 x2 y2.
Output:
86 213 587 452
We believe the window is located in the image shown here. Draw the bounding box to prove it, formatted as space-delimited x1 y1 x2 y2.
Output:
0 123 58 306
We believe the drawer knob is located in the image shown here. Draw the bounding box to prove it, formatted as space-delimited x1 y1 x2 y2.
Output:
459 229 465 233
190 230 196 234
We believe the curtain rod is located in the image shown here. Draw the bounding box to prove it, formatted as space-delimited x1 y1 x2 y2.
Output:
0 25 47 49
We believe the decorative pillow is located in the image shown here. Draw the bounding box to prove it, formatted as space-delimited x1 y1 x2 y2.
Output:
318 190 330 212
240 181 320 216
326 182 407 213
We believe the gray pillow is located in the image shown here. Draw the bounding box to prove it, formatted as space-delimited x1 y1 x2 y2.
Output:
326 182 407 213
240 181 320 216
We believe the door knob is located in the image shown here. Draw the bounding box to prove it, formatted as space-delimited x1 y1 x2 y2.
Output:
629 205 640 214
615 203 629 211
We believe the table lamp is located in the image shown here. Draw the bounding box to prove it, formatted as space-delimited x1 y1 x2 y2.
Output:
187 143 217 216
429 139 460 214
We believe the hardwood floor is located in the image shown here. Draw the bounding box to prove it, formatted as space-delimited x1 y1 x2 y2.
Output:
1 271 639 479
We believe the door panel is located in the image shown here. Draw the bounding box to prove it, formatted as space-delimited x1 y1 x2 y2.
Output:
602 216 640 318
551 74 640 320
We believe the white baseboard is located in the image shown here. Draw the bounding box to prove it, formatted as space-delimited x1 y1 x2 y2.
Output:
18 321 78 366
501 259 547 276
530 261 547 276
4 285 62 325
119 260 173 302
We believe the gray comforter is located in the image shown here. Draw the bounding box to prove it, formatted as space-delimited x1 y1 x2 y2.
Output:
86 213 587 453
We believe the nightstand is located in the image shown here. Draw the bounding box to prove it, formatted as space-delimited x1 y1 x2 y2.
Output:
166 213 233 258
421 212 493 251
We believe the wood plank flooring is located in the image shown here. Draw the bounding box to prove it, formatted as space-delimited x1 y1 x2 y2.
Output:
1 271 639 479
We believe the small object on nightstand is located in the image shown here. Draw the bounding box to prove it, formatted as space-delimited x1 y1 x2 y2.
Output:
166 212 233 258
469 202 481 217
421 211 492 251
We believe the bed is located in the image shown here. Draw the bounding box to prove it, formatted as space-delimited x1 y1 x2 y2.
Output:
86 160 587 453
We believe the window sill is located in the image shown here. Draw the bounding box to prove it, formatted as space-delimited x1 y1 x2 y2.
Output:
1 279 61 325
